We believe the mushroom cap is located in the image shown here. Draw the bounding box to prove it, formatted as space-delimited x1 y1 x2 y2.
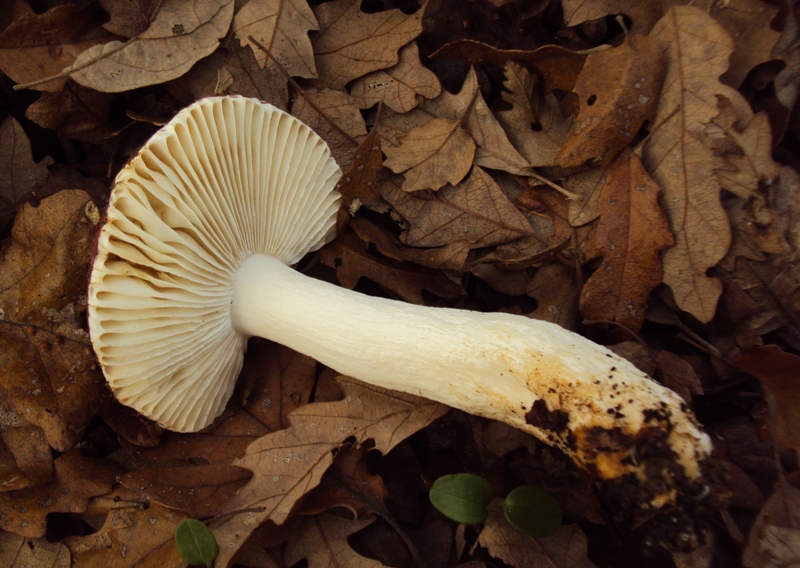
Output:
88 96 342 432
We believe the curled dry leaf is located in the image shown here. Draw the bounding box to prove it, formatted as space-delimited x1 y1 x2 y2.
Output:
642 6 743 323
477 507 597 568
233 0 319 79
0 532 70 568
496 63 572 168
64 502 185 566
555 34 665 168
319 232 464 304
67 0 234 93
284 515 383 568
311 0 424 90
380 166 536 249
579 150 674 332
0 4 112 91
350 42 442 113
0 449 119 538
211 377 447 567
0 190 103 452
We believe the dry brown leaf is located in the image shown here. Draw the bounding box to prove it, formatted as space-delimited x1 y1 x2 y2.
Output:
0 531 70 568
743 482 800 568
642 6 742 323
380 166 536 249
211 377 447 567
291 88 367 167
0 449 119 538
119 464 251 519
0 4 112 91
430 40 586 93
579 150 673 332
383 67 530 190
0 117 52 220
65 502 185 567
336 127 384 234
223 39 289 110
311 0 423 90
67 0 234 93
555 34 664 168
284 515 385 568
100 0 159 38
350 214 470 272
25 81 117 144
496 63 572 168
233 0 318 78
383 117 475 191
477 507 597 568
655 350 704 404
0 190 104 452
562 0 780 87
733 345 800 456
167 49 230 101
563 164 609 227
0 415 52 492
526 261 579 329
350 42 441 113
319 232 464 304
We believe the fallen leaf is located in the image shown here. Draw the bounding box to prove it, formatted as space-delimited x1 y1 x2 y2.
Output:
223 39 289 110
0 418 52 491
579 150 673 332
526 261 579 330
477 507 597 568
0 117 52 225
0 531 70 568
350 214 470 272
743 482 800 568
211 377 447 567
25 81 118 143
350 42 442 113
555 34 664 168
733 345 800 455
380 166 536 249
496 63 572 168
284 514 385 568
67 0 234 93
563 164 609 227
335 127 384 233
0 190 104 452
233 0 318 79
311 0 424 90
319 232 464 304
642 6 741 322
655 350 704 404
291 88 367 167
64 502 185 566
383 66 530 190
0 4 112 91
169 49 230 100
430 40 586 93
99 0 159 38
0 449 119 538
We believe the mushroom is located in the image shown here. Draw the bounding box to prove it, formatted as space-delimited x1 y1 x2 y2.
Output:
88 96 715 541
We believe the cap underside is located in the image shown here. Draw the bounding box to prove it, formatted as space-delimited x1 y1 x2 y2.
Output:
88 96 341 432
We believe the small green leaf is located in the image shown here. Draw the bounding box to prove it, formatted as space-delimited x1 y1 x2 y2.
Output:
174 518 219 566
503 485 562 538
429 473 494 525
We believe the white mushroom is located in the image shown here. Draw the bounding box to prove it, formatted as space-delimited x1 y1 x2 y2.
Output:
88 96 714 533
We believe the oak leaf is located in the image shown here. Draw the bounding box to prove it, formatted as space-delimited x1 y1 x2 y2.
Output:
223 39 289 110
67 0 234 93
284 515 385 568
0 190 104 452
99 0 159 38
25 81 117 144
233 0 318 78
642 6 742 322
211 377 447 567
477 507 597 568
379 166 536 249
579 150 674 332
335 127 384 234
496 63 572 168
0 4 112 91
555 34 664 168
0 117 52 227
350 43 441 113
311 0 424 90
0 412 52 491
0 532 70 568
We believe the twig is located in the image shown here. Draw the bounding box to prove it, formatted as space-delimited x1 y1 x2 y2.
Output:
529 170 579 200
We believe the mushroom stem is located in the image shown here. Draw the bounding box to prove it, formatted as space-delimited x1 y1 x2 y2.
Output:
231 253 711 484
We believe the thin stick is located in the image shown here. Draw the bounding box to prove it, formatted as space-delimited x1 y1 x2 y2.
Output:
529 170 579 200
